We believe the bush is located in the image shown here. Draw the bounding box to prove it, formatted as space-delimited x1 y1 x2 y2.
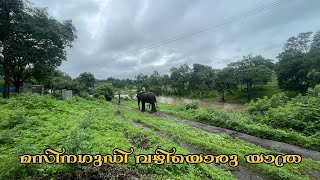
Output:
178 101 199 111
245 92 289 115
79 91 89 98
51 92 61 99
265 107 306 132
93 83 114 101
128 92 136 100
242 85 320 137
98 95 106 101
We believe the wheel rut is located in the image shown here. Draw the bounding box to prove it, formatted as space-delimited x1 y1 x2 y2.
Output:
129 119 268 180
120 105 320 161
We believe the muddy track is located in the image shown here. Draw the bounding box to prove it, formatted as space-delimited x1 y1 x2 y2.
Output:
120 105 320 161
129 119 268 180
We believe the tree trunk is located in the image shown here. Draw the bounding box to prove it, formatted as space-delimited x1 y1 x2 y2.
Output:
12 79 21 93
2 55 10 99
248 82 252 100
118 89 120 104
14 83 20 93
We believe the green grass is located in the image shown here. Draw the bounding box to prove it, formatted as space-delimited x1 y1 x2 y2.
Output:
0 94 234 180
121 100 320 151
122 108 320 180
2 94 319 179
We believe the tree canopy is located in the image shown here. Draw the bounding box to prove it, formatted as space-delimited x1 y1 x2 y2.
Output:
0 0 77 97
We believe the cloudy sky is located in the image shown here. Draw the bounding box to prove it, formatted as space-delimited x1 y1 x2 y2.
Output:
31 0 320 79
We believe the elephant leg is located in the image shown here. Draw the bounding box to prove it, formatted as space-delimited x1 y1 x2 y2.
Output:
152 103 157 112
142 102 146 112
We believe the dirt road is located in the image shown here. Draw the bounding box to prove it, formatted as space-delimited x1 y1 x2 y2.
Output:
121 105 320 161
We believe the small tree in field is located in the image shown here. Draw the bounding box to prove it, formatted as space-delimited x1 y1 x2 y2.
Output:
93 83 114 101
213 67 238 102
228 55 273 100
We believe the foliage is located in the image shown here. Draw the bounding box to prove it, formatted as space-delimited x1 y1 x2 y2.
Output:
213 67 238 101
228 54 273 100
93 82 114 101
1 3 77 95
246 84 320 136
123 108 320 180
177 101 199 111
97 95 106 101
245 92 290 115
122 93 320 151
169 64 191 95
0 94 235 179
76 72 95 94
276 31 320 92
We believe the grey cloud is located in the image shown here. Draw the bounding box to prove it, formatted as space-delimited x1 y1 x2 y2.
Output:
31 0 320 79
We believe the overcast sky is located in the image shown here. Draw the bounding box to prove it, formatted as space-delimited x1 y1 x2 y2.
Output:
31 0 320 79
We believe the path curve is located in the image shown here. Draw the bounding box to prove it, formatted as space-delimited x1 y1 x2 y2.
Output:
121 105 320 161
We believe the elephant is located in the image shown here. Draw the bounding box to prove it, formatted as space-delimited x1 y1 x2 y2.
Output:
136 91 157 112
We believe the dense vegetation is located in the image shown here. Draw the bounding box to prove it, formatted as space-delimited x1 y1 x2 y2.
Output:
122 85 320 151
1 1 320 179
0 94 235 179
1 94 319 179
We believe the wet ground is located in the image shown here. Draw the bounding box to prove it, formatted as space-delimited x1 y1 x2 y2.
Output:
121 95 245 113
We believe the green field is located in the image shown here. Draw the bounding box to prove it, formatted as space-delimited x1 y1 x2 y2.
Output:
1 94 319 180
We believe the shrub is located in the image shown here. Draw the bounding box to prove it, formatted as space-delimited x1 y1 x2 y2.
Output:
51 92 61 99
245 92 289 115
79 91 89 98
93 83 114 101
128 92 136 100
98 95 106 101
178 101 199 111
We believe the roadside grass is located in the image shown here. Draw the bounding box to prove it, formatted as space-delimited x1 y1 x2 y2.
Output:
122 108 320 180
121 100 320 151
0 94 234 180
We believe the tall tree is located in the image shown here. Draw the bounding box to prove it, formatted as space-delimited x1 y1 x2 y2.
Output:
148 71 162 95
170 64 191 95
0 0 24 98
189 64 215 98
276 31 320 92
229 55 272 100
0 1 77 97
76 72 95 94
213 67 238 102
135 73 149 92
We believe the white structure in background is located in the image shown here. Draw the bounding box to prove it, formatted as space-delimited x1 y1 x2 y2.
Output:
61 89 73 100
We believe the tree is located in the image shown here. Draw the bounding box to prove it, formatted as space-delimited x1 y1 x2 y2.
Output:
213 68 238 102
135 73 149 92
160 74 170 93
76 72 95 94
189 64 215 98
43 70 76 93
0 1 77 97
311 31 320 50
276 31 320 92
229 55 272 100
93 83 114 101
148 71 162 95
0 0 24 98
170 64 191 95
